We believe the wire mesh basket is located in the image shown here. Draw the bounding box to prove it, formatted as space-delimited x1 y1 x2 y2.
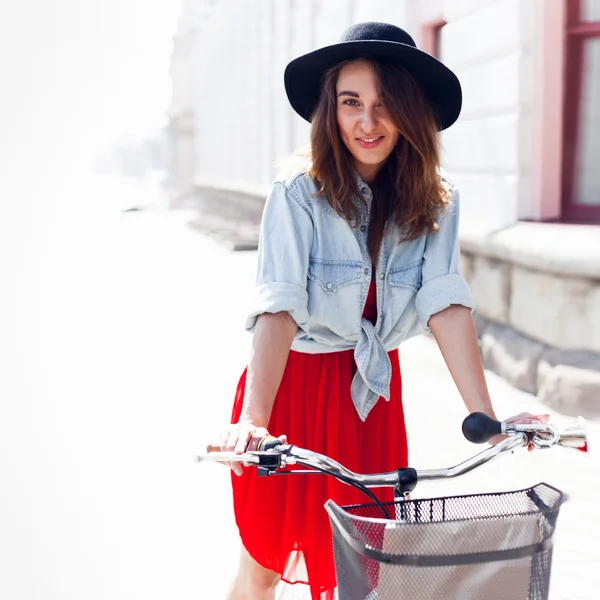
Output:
325 483 567 600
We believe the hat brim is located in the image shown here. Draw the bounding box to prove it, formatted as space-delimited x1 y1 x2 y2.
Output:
284 40 462 131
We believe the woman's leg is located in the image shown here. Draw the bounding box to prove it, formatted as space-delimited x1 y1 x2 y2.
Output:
226 544 281 600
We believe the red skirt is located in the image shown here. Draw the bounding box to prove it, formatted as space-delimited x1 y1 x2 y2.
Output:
230 283 408 599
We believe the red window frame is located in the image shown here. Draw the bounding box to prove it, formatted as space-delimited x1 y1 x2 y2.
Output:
421 19 447 59
562 0 600 222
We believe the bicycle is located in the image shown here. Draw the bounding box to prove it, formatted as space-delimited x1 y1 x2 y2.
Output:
197 412 588 599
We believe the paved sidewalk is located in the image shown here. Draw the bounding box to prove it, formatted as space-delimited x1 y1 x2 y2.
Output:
8 203 596 600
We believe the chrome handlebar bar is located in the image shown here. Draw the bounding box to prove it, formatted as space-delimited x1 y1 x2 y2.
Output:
195 414 588 490
195 434 527 488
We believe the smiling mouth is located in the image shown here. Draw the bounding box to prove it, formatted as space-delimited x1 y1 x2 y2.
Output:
357 136 384 143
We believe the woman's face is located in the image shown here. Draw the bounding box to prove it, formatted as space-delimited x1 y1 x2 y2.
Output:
336 59 399 183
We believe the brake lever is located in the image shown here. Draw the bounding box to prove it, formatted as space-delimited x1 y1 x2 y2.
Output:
504 422 590 451
246 443 294 474
503 423 559 449
503 422 555 435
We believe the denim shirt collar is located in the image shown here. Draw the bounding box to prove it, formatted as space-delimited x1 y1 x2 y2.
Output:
354 171 373 200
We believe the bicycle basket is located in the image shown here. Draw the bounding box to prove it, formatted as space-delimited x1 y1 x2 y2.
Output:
325 483 566 600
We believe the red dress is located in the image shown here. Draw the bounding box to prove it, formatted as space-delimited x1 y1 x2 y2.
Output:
230 282 408 599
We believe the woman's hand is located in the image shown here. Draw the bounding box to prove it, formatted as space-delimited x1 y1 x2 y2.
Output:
219 422 288 476
488 412 551 451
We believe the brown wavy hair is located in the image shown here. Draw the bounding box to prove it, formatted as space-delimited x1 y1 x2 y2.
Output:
308 57 451 260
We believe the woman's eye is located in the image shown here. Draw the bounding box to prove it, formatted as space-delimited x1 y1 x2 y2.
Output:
343 99 359 107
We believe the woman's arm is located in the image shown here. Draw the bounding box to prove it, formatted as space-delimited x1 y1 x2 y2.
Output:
221 311 297 474
428 305 497 418
417 186 548 442
219 181 313 473
428 305 549 448
240 311 298 426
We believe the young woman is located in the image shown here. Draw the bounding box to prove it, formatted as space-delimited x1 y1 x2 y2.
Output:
219 22 548 600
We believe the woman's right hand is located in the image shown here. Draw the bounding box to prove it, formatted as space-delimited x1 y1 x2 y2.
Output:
217 422 287 476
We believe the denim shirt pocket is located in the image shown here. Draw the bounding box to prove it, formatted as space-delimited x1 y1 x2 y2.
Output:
308 259 364 292
307 259 364 338
388 258 423 293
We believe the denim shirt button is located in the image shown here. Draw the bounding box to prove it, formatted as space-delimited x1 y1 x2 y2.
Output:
326 282 333 291
379 273 385 279
360 186 367 194
363 267 369 275
360 225 366 232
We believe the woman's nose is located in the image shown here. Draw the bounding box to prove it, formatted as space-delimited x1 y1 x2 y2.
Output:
361 107 378 131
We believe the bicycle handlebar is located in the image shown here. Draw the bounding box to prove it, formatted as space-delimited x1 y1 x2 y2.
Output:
196 413 588 492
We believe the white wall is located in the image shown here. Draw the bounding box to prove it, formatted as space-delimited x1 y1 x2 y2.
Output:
353 0 409 25
170 128 195 196
427 0 535 231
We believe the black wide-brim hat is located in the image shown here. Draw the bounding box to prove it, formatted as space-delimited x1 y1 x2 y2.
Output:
284 22 462 131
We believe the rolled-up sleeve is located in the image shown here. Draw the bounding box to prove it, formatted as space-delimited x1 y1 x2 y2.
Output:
415 187 475 332
245 181 313 332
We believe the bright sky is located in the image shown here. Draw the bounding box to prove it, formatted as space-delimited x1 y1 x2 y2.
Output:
1 0 182 179
0 1 184 340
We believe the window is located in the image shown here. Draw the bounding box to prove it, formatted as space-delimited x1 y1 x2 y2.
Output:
421 19 446 60
563 0 600 221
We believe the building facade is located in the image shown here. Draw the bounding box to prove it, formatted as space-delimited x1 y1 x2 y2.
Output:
168 0 600 415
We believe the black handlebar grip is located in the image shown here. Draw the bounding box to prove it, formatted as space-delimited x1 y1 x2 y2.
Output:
462 412 503 444
256 436 284 451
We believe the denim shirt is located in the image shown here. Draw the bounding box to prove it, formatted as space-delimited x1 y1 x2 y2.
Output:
245 169 474 421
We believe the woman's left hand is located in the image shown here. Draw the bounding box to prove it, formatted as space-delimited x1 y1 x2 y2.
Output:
488 412 551 451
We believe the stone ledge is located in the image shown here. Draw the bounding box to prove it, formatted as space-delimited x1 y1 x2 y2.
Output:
189 179 267 250
461 222 600 279
461 248 600 354
475 313 600 419
195 178 270 204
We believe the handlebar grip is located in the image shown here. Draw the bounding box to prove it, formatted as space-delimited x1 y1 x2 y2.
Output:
256 436 284 451
462 412 503 444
